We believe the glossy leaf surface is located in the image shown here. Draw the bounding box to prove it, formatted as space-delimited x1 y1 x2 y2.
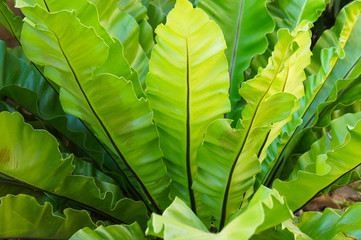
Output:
268 0 328 30
273 113 361 211
70 223 146 240
297 204 361 239
146 0 230 209
261 0 361 187
18 5 170 210
0 0 22 40
147 187 292 239
16 0 145 97
193 24 311 229
89 0 150 86
0 41 118 173
198 0 275 119
0 111 148 226
0 194 96 239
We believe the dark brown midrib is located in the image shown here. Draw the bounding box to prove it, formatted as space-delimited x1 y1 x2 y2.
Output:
42 0 50 12
255 66 291 161
185 36 196 213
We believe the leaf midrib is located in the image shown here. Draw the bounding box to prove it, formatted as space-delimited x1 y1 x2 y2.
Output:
53 32 160 213
1 12 125 185
304 55 361 128
42 0 50 12
219 41 291 230
185 36 196 212
0 7 20 45
294 0 308 29
24 0 145 206
229 0 244 85
294 162 361 213
316 56 361 122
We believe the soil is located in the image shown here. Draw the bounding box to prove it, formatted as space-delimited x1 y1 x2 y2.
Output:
301 181 361 213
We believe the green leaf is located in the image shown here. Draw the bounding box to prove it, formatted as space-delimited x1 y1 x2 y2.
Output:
117 0 147 23
0 194 96 239
296 203 361 239
72 157 118 185
0 178 71 212
138 19 154 57
315 75 361 128
193 24 311 229
19 5 170 210
0 178 43 198
188 0 198 6
251 219 312 240
0 111 148 226
273 112 361 211
0 178 78 215
280 0 361 158
146 0 175 30
146 0 230 209
16 0 145 98
249 0 328 101
0 41 119 174
220 186 292 237
257 23 312 164
246 31 277 84
197 0 275 120
0 100 16 112
307 0 361 76
146 197 210 239
88 0 150 86
261 0 361 187
70 223 146 240
268 0 328 30
146 187 292 240
0 0 22 40
193 118 261 228
0 41 143 202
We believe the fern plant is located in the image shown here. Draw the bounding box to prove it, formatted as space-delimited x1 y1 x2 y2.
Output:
0 0 361 239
